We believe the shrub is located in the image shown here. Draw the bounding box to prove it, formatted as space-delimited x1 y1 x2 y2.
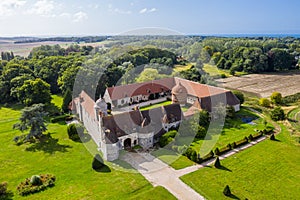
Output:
223 185 231 196
271 92 282 105
30 175 42 186
0 182 8 196
214 157 221 168
227 143 232 150
159 130 177 147
17 174 56 196
248 134 254 141
220 73 227 78
259 98 271 107
270 134 276 141
92 154 104 170
233 91 245 104
195 126 207 139
270 107 285 121
50 115 71 123
214 147 220 155
67 123 85 141
199 151 214 163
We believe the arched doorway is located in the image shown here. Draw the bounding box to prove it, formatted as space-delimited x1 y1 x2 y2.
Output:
124 138 132 150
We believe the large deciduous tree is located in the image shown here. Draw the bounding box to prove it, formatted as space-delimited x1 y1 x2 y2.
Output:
17 78 52 106
13 104 48 140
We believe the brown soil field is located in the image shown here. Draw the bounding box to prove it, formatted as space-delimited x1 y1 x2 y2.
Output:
216 72 300 98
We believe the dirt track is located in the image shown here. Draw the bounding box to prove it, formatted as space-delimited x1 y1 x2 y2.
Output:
216 72 300 98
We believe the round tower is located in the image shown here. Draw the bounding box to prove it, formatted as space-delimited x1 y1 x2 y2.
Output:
172 82 188 106
94 96 108 120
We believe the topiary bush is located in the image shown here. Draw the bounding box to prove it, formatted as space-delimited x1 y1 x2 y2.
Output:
0 182 8 196
17 174 56 196
67 123 85 141
214 157 221 168
30 175 42 186
223 185 231 196
248 134 254 141
214 147 220 155
270 134 276 141
92 154 104 170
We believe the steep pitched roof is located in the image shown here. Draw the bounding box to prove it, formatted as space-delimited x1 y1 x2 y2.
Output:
106 77 175 100
78 91 96 120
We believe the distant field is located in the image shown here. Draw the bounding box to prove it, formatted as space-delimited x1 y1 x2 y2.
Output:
216 72 300 98
203 64 247 77
0 40 109 57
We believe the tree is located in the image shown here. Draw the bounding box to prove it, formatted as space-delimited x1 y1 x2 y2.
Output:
270 107 285 121
13 104 47 140
136 68 163 83
226 105 235 118
232 91 244 104
259 98 271 107
62 89 72 113
270 92 282 105
17 78 52 106
195 126 207 139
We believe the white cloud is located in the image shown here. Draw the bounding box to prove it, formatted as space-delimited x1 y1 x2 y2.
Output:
73 11 88 22
0 0 26 17
109 4 131 15
27 0 55 17
139 8 147 14
139 7 157 14
59 12 71 18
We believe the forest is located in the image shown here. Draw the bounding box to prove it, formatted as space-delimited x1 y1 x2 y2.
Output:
1 36 300 109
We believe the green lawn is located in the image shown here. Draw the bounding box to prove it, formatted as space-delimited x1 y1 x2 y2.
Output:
181 125 300 199
151 148 195 170
203 64 247 77
190 108 268 152
0 105 175 199
173 63 193 72
140 101 172 111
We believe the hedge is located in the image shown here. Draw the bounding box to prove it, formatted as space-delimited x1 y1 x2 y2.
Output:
50 114 71 123
17 174 56 196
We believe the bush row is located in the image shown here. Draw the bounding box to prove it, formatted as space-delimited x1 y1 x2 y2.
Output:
17 174 56 196
50 114 71 123
182 130 268 163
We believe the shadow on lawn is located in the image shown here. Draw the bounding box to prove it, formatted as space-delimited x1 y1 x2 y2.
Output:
25 133 72 154
94 165 111 173
227 194 241 199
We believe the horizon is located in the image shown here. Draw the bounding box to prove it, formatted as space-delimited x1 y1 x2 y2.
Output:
1 0 300 36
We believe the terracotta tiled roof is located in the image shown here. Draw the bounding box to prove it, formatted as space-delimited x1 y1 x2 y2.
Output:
107 77 175 100
79 91 96 120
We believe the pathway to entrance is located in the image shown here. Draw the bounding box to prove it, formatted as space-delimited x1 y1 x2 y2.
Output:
121 152 205 200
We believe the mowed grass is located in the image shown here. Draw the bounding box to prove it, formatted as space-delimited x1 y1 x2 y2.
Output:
0 105 175 199
173 63 193 72
140 101 172 111
181 125 300 199
151 148 195 170
191 108 268 152
203 64 247 77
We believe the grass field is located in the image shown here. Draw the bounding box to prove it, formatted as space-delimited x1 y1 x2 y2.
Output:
181 124 300 199
173 63 193 72
0 105 175 199
190 108 267 152
140 101 172 111
203 64 247 77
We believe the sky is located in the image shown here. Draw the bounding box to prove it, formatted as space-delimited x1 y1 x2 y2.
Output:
1 0 300 36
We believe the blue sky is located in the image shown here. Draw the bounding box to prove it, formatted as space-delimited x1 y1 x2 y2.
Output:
0 0 300 36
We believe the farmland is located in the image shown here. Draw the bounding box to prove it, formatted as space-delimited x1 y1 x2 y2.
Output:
216 72 300 98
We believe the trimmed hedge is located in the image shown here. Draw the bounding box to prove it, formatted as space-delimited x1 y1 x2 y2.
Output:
50 115 71 123
232 137 249 148
17 174 56 196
